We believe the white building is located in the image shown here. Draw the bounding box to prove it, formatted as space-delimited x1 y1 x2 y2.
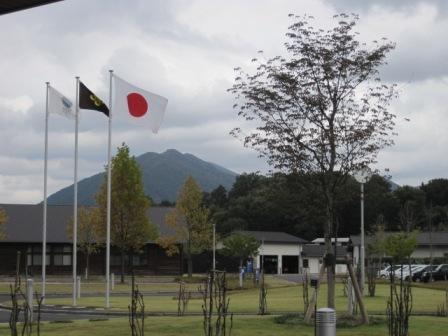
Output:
301 244 349 274
238 231 308 274
311 237 350 246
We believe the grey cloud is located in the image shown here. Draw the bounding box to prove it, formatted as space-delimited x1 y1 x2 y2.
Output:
3 0 448 203
379 31 448 82
326 0 448 14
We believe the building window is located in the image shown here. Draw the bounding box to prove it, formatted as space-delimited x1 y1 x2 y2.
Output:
111 254 122 266
27 246 49 266
132 254 147 266
53 246 72 266
110 253 147 266
303 259 309 268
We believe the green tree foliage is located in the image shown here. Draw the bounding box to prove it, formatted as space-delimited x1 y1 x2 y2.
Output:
393 186 426 231
204 185 228 209
96 143 158 282
0 208 7 240
209 172 396 240
67 207 103 279
421 178 448 207
366 217 387 297
366 218 387 259
203 185 229 232
215 172 327 239
383 231 417 336
420 179 448 231
157 176 212 277
221 232 261 268
383 231 418 262
207 175 448 246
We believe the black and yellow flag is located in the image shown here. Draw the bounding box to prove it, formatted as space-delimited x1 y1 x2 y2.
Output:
79 81 109 116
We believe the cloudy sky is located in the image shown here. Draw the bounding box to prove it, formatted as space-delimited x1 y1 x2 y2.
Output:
1 0 447 203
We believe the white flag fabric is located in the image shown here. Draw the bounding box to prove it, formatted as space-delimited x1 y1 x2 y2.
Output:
48 86 75 119
112 74 168 134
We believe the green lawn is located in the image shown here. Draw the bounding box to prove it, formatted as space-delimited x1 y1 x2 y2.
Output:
0 282 194 294
34 283 446 314
1 280 447 335
0 316 447 336
0 275 292 295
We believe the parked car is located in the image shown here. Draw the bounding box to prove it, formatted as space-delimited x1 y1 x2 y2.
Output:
379 265 391 278
381 265 425 280
379 265 401 278
412 265 437 282
422 264 448 282
391 265 413 279
398 265 426 281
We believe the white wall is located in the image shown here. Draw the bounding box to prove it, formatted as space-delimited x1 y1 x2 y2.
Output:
254 242 303 274
306 257 321 274
304 257 347 274
335 263 348 274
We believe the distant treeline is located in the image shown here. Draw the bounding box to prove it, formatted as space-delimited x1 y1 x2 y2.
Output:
200 173 448 241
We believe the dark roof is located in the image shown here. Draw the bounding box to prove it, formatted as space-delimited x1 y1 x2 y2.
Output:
415 231 448 245
351 231 448 247
302 244 348 258
237 231 307 244
350 235 370 246
0 0 62 15
0 204 173 244
2 204 69 243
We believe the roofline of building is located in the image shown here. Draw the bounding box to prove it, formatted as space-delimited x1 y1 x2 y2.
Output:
0 0 62 16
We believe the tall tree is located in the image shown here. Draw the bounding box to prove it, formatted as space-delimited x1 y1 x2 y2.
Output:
67 207 103 279
421 178 448 207
96 143 158 282
229 14 398 307
383 231 417 336
393 186 426 231
157 176 212 277
0 208 7 240
205 185 228 209
228 173 266 199
366 217 386 297
221 232 260 268
204 185 231 239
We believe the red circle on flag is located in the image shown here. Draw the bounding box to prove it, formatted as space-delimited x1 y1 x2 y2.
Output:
127 93 148 117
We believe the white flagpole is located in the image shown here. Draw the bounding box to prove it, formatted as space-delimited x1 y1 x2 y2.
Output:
105 70 113 308
72 77 80 306
42 82 50 303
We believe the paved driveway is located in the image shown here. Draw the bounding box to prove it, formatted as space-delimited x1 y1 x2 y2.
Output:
0 307 115 323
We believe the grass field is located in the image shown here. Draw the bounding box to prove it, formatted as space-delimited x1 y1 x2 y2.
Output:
1 277 447 335
0 275 292 294
0 315 447 336
30 283 447 314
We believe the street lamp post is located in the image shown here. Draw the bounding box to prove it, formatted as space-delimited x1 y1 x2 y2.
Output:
353 167 372 296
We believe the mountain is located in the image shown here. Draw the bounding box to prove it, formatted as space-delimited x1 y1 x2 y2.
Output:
388 180 400 191
47 149 238 205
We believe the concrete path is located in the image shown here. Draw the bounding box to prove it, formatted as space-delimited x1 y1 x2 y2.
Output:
273 274 306 283
0 307 114 323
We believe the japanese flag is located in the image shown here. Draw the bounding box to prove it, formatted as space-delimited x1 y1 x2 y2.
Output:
112 74 168 133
